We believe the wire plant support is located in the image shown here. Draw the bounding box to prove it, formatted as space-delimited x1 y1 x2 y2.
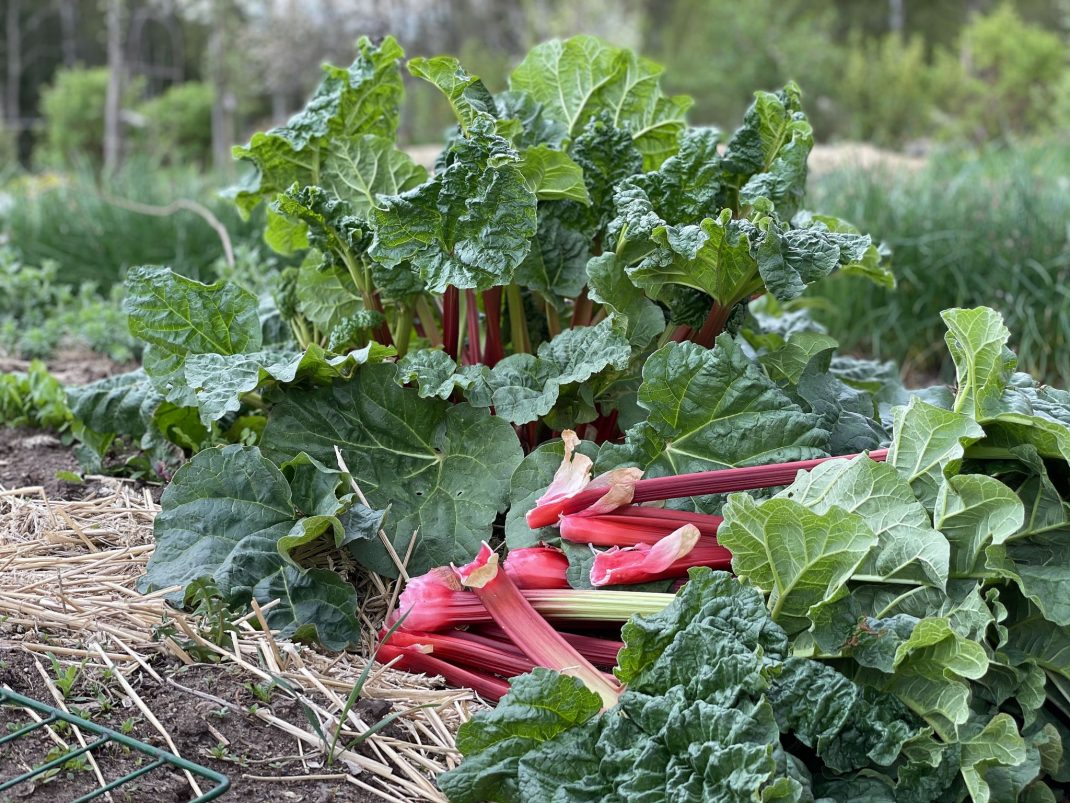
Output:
0 685 229 802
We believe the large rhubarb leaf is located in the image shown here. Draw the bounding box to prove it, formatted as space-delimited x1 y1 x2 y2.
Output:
585 253 665 349
407 56 497 134
718 495 877 634
260 363 523 574
514 210 590 310
598 336 828 481
516 145 590 203
320 134 428 217
934 474 1023 576
370 117 537 291
140 445 361 649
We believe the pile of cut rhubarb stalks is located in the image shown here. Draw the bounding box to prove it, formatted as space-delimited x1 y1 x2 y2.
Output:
379 432 887 701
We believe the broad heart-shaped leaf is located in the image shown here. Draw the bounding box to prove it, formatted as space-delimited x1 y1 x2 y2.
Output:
407 55 497 134
778 456 949 587
181 343 394 425
125 266 262 357
718 494 877 634
934 474 1023 576
943 307 1017 421
294 258 362 332
437 669 601 803
370 118 538 292
888 398 985 510
1003 590 1070 686
597 336 829 483
585 253 665 349
508 35 691 169
320 134 428 219
516 146 590 203
260 363 523 575
465 318 631 425
959 714 1030 803
231 36 405 216
504 436 600 549
140 445 361 650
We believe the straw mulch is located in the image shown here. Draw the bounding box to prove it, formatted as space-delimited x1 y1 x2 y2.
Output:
0 478 484 802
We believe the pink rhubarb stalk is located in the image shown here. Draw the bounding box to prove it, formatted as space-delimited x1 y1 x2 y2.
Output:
590 524 732 587
561 506 723 546
474 624 623 669
383 629 537 678
377 643 510 702
454 543 622 707
386 566 674 632
526 430 642 529
532 448 890 526
503 545 570 589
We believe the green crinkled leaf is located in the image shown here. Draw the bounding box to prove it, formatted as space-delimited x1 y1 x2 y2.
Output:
370 118 537 292
778 455 949 587
934 473 1023 576
280 452 351 517
68 368 162 440
888 397 985 509
598 336 828 481
585 253 665 349
438 669 601 803
960 714 1031 803
562 114 644 241
943 306 1018 421
517 146 590 203
719 495 877 634
508 35 691 169
514 210 591 309
627 127 724 226
395 348 480 400
755 217 869 303
408 55 497 134
495 90 568 149
759 330 838 385
231 36 405 216
139 445 360 649
466 318 631 425
320 134 428 218
259 363 523 574
294 258 362 331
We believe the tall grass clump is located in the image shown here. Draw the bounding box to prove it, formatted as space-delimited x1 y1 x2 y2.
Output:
806 143 1070 385
0 158 262 287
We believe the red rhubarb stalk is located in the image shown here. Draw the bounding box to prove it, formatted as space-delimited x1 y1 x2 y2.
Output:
454 543 622 707
465 289 482 365
503 546 570 589
482 288 504 367
473 624 623 669
561 507 724 546
529 446 890 527
590 524 732 587
377 643 510 702
384 629 537 678
442 286 460 362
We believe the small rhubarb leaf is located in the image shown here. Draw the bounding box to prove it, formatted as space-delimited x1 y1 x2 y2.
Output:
370 117 537 292
934 474 1023 576
943 306 1017 421
395 348 480 400
407 56 497 134
719 495 878 634
514 210 591 309
505 436 599 548
466 319 631 425
495 90 568 149
598 336 828 483
438 668 601 803
260 363 523 574
517 145 590 203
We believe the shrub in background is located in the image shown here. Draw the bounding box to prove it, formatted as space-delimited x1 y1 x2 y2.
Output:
806 144 1070 384
136 82 214 167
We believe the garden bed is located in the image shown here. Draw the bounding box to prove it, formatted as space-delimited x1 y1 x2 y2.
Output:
0 481 478 802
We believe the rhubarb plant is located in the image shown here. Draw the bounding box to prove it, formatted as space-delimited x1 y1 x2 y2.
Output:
85 33 896 639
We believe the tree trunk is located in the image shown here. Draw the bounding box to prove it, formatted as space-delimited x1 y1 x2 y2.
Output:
103 0 124 172
888 0 905 33
5 0 21 127
208 2 235 174
59 0 79 66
